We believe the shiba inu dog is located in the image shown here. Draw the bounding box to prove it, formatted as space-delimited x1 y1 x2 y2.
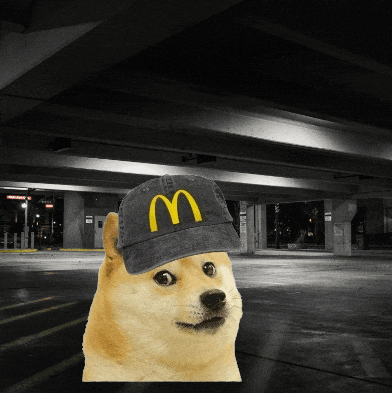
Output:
82 213 242 381
83 175 242 381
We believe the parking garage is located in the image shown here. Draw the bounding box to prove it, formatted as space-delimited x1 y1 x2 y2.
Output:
1 0 392 391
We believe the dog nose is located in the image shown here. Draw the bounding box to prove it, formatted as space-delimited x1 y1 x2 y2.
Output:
200 290 226 311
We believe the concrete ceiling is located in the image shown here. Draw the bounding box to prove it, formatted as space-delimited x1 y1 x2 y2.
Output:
1 0 392 203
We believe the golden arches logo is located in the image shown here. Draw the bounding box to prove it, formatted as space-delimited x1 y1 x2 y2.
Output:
149 189 202 232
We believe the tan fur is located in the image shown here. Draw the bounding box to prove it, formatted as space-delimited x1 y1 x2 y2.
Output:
82 212 242 381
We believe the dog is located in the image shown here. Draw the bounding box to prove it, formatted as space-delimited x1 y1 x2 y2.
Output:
82 212 242 381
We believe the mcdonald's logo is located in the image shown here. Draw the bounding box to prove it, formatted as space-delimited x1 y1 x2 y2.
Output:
149 189 202 232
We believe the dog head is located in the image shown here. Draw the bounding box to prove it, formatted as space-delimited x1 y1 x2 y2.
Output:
97 212 242 366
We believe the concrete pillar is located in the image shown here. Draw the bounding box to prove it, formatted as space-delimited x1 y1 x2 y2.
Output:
63 191 85 248
246 205 255 254
324 199 333 251
3 232 7 250
332 199 357 256
255 204 267 249
239 202 247 253
14 233 17 249
240 202 255 254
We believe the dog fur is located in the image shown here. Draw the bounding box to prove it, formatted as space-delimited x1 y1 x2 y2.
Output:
82 212 242 381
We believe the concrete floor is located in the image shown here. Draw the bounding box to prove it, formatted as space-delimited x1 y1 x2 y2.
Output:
0 250 391 392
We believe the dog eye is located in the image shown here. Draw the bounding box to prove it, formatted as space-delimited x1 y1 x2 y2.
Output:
203 262 216 277
153 270 176 286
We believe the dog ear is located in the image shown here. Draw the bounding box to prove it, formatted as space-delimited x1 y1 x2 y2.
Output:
103 212 121 260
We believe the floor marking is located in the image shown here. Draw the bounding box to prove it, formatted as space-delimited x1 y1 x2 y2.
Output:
0 316 88 353
0 249 37 253
3 352 84 393
0 302 78 325
0 297 54 311
351 339 390 378
59 249 104 251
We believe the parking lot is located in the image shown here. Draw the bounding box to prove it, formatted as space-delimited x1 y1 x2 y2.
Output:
0 250 391 392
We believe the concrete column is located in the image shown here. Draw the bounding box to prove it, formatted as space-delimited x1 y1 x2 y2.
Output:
246 205 255 254
240 202 247 253
240 202 255 254
332 199 357 256
324 199 333 251
63 191 85 248
255 204 267 249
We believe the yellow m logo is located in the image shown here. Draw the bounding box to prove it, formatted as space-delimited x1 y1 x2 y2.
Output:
149 189 202 232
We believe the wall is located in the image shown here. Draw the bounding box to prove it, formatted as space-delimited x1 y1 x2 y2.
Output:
84 194 119 248
63 192 85 248
63 192 119 248
357 199 384 234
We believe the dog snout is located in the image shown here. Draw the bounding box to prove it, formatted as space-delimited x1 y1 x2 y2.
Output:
200 290 226 311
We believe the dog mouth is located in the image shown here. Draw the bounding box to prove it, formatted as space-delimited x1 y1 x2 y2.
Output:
176 316 225 331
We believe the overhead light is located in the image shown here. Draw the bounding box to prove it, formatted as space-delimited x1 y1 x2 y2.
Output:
1 186 28 191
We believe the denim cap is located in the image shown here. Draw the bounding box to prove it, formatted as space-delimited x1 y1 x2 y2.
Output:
117 174 241 274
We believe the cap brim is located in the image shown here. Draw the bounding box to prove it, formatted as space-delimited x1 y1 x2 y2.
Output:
121 223 241 274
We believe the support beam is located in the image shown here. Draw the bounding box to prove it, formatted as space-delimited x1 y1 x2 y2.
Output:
331 199 357 256
1 0 244 121
246 205 255 255
27 90 392 162
324 200 333 251
0 22 99 91
255 204 267 249
63 191 85 248
240 202 255 254
0 148 358 195
238 17 392 79
77 71 392 161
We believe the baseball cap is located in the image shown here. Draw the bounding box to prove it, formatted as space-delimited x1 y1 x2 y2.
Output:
117 174 241 274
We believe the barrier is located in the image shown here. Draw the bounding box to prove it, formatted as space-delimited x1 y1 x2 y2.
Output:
1 232 37 250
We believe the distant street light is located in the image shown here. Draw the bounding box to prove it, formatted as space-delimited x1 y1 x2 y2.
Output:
21 202 27 209
23 189 35 249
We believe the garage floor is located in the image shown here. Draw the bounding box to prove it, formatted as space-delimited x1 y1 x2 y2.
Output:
0 250 391 392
